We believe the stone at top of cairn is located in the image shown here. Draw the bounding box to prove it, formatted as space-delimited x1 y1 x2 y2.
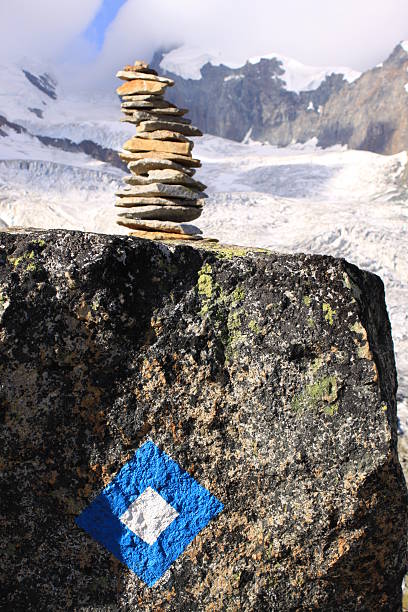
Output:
115 60 214 242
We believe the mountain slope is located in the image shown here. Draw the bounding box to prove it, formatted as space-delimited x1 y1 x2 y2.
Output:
155 43 408 154
0 60 129 168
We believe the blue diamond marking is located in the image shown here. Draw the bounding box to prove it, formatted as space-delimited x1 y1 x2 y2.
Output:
75 440 224 586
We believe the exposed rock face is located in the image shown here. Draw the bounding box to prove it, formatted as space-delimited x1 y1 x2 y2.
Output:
1 228 406 611
154 43 408 154
22 69 57 100
0 114 26 138
36 135 127 170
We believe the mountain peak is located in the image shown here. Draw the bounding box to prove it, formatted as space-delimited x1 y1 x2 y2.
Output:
159 44 361 93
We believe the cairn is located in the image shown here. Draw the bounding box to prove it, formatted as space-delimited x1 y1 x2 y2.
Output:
115 60 208 241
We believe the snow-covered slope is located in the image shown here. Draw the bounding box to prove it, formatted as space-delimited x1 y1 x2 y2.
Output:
160 45 361 92
0 59 127 154
0 59 118 125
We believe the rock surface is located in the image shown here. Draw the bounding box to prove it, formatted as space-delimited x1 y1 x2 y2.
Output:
116 183 205 200
138 120 202 137
127 158 196 176
114 196 203 209
116 205 201 222
1 228 407 611
119 150 202 167
124 169 206 190
123 136 193 156
117 79 167 96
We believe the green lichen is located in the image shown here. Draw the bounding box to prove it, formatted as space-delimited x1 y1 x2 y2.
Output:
8 250 36 269
303 295 311 307
307 317 315 328
212 246 249 259
311 356 324 374
292 375 338 415
196 262 247 361
322 302 336 325
197 263 213 298
248 320 261 334
323 404 339 416
231 285 245 305
25 262 36 272
7 255 23 267
225 310 243 359
204 244 270 259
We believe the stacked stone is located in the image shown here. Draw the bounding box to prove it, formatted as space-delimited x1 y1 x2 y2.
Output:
115 60 207 241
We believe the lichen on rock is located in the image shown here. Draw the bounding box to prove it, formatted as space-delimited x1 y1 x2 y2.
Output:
0 228 406 611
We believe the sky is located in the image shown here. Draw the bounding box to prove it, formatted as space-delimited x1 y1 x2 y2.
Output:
1 0 408 92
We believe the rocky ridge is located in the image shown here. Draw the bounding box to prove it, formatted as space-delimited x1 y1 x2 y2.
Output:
1 228 406 610
154 43 408 154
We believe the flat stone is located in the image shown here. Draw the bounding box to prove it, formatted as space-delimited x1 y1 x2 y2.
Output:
135 130 190 142
121 115 191 127
116 71 174 85
121 94 162 102
129 229 203 241
120 110 153 123
121 101 158 109
123 137 193 156
121 100 158 109
124 169 206 190
121 103 188 116
125 60 150 71
123 113 191 126
116 205 201 222
119 151 201 168
138 120 202 137
116 218 202 235
115 196 203 208
116 183 206 200
117 80 167 96
127 158 196 176
148 107 189 116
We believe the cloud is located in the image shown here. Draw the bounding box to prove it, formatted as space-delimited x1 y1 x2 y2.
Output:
0 0 102 62
1 0 408 94
66 0 408 93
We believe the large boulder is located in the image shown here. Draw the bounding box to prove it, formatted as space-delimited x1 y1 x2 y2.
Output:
1 228 407 611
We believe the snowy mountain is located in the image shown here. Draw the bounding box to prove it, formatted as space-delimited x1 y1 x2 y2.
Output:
159 45 361 91
0 59 130 168
155 43 408 154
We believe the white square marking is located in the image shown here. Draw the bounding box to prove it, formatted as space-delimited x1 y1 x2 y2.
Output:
119 486 179 545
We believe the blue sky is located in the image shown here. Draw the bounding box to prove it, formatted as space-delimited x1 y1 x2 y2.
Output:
83 0 127 50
